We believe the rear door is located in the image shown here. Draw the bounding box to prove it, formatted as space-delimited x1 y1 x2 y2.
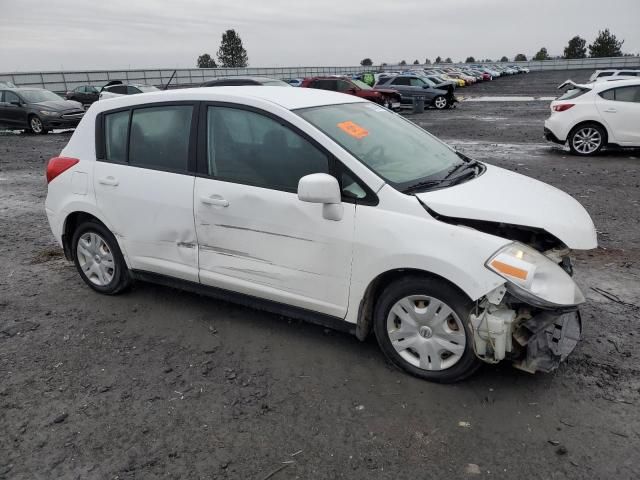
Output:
193 104 356 317
597 85 640 145
94 102 199 281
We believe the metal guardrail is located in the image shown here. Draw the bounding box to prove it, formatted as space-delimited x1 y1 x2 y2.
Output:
1 57 639 93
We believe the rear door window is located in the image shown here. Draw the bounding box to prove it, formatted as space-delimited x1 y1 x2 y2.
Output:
600 86 640 102
129 105 193 171
392 77 410 86
313 79 338 91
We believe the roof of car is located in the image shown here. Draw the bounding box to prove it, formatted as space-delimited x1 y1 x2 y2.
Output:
90 86 365 113
204 76 281 83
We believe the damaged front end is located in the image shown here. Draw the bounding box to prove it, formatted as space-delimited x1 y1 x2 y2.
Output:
469 243 585 373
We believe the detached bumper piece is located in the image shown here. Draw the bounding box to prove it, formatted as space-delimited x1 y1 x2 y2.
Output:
512 310 582 373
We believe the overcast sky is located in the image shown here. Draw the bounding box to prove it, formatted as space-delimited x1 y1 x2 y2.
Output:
1 0 639 72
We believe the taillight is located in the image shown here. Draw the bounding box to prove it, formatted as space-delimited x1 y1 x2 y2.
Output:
46 157 79 184
552 103 575 112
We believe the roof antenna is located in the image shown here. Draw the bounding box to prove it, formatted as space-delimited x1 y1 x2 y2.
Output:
164 70 177 90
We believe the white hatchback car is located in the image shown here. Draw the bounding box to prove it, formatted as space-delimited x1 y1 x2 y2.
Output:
545 79 640 155
46 87 597 382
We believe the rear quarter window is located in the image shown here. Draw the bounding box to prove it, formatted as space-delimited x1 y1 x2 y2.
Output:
557 87 589 100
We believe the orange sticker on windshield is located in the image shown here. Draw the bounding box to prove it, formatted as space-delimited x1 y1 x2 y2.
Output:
337 121 369 140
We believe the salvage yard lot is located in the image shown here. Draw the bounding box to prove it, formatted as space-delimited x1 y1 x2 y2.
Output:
1 70 639 479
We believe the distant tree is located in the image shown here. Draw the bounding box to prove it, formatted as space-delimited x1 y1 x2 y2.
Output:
435 56 442 63
514 53 527 61
425 58 431 65
483 58 492 62
399 60 407 66
444 57 452 63
563 36 587 59
589 29 624 57
500 56 509 62
360 58 373 66
413 59 420 65
217 29 248 67
197 53 217 68
465 56 475 63
381 62 388 67
533 47 550 61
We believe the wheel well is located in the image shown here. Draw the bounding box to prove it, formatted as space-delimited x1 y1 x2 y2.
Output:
61 212 106 260
569 120 609 144
355 269 469 341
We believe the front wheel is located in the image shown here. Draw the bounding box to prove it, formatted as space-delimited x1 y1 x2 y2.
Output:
568 124 605 156
432 95 449 110
373 276 481 383
72 221 131 294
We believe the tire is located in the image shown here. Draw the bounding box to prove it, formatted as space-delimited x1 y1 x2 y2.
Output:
373 276 481 383
432 95 448 110
28 115 47 135
71 220 131 295
568 123 605 156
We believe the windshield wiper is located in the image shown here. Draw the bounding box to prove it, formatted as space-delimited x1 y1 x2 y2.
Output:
403 180 444 194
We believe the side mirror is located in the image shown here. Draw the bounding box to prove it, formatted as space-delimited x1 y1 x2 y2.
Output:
11 101 22 107
347 87 358 94
298 173 343 221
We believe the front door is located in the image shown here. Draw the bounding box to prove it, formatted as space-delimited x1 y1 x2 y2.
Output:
194 104 355 318
94 103 199 281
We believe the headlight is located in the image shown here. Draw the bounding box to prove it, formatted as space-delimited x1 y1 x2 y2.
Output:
486 242 585 308
39 110 58 116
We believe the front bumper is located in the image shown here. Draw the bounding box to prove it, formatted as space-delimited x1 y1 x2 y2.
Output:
42 113 84 129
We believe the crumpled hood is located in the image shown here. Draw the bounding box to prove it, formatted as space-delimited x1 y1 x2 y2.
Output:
416 164 597 250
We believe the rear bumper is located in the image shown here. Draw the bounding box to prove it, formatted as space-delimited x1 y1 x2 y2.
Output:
544 127 565 145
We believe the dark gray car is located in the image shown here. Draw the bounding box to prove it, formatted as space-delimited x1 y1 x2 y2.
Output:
374 75 454 109
0 88 85 134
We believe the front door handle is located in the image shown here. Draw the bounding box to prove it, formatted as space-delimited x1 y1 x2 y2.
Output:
604 108 617 113
200 195 229 207
98 176 119 186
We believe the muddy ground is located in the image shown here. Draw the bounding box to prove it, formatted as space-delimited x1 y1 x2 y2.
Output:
1 69 639 479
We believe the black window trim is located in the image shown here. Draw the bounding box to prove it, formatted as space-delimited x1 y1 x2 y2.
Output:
196 101 378 205
95 100 200 175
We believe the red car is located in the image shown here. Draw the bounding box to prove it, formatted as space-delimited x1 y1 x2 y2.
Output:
301 77 401 110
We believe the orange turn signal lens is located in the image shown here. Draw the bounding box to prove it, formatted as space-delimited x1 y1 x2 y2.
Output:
490 259 529 280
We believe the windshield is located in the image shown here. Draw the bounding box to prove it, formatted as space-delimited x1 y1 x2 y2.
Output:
352 79 372 90
297 102 467 190
137 85 160 93
20 89 62 103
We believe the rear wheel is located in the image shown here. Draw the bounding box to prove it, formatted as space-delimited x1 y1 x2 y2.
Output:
433 95 448 110
568 123 605 156
373 276 481 383
72 221 131 294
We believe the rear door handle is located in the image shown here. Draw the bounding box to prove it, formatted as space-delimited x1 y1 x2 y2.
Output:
604 108 617 113
200 195 229 207
98 176 119 186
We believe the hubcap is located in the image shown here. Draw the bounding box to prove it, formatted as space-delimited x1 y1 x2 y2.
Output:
76 232 115 286
572 127 601 154
386 295 466 371
435 97 446 108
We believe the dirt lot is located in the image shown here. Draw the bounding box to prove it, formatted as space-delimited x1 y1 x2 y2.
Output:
1 69 639 479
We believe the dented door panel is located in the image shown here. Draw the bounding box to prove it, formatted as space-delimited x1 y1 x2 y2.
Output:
94 163 198 281
194 178 355 318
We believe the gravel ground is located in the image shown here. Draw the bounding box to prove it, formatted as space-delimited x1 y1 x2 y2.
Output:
1 69 639 479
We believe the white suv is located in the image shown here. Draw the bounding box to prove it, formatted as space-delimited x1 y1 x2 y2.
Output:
588 69 640 83
545 79 640 155
45 87 597 382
